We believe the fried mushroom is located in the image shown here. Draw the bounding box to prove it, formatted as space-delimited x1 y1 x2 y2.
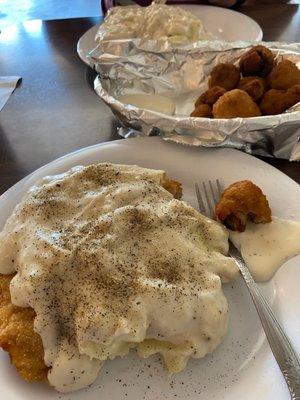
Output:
215 180 272 232
260 85 300 115
239 45 274 77
212 89 261 119
208 63 240 90
237 76 267 102
288 84 300 101
195 86 227 107
190 103 212 118
268 59 300 90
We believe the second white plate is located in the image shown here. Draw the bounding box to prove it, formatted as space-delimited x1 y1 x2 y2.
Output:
77 5 263 67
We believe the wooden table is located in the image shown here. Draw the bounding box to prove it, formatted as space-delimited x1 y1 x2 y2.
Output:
0 4 299 195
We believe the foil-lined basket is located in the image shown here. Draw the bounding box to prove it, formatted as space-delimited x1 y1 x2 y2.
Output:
90 39 300 160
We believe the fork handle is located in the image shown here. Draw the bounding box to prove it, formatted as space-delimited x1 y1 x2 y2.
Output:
229 243 300 400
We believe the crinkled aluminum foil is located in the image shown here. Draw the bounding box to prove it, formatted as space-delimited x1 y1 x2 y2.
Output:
90 40 300 160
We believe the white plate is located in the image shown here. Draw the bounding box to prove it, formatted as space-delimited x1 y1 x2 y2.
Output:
0 137 299 400
77 5 263 66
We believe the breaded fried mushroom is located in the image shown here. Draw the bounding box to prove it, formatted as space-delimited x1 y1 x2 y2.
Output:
239 45 274 77
0 274 48 382
237 76 267 102
190 103 212 118
260 85 300 115
195 86 227 107
260 89 288 115
268 59 300 90
212 89 261 119
208 63 240 90
288 84 300 101
215 180 272 232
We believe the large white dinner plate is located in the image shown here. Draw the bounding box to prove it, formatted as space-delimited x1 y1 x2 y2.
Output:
0 137 299 400
77 5 263 67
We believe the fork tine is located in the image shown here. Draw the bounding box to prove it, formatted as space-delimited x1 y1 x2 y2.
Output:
202 181 214 217
209 180 218 205
195 183 206 215
216 179 222 199
195 179 222 219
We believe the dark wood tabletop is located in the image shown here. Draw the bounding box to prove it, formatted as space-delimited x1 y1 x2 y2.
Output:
0 4 299 195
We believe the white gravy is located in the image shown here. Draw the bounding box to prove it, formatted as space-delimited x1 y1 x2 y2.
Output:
230 217 300 282
0 164 238 393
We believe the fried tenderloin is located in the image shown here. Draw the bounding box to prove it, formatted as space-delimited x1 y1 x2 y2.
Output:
0 274 48 382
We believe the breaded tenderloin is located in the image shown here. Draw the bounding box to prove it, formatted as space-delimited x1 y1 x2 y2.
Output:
0 274 48 381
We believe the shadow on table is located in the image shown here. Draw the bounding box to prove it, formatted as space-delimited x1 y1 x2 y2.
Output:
42 17 100 64
85 67 98 92
0 124 27 193
238 3 299 41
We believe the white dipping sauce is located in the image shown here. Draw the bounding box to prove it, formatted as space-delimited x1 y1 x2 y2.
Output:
230 217 300 282
118 94 176 115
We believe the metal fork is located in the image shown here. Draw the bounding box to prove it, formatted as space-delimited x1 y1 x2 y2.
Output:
195 180 300 400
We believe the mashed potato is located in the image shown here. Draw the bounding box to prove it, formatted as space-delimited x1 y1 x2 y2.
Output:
96 4 213 44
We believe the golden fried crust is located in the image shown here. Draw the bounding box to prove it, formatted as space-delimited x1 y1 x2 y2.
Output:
288 84 300 107
208 63 240 90
239 45 274 77
259 89 289 115
162 177 182 199
195 86 227 108
237 76 267 102
212 89 261 119
268 59 300 90
0 274 48 382
289 84 300 97
215 180 272 232
190 103 212 118
260 85 300 115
